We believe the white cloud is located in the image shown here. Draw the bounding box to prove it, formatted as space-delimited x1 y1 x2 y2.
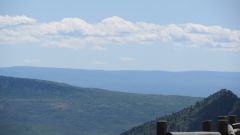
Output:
92 45 107 51
92 60 106 65
23 58 40 64
0 15 240 51
120 57 135 62
0 15 36 28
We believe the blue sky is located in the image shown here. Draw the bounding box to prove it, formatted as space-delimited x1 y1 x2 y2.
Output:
0 0 240 71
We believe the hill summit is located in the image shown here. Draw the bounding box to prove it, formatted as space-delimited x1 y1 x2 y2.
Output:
121 89 240 135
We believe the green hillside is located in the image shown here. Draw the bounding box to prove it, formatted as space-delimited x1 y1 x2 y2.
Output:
0 76 201 135
121 89 240 135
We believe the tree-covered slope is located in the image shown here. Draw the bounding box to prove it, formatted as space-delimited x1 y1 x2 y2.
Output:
121 89 240 135
0 76 201 135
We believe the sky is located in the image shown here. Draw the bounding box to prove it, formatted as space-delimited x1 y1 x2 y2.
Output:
0 0 240 71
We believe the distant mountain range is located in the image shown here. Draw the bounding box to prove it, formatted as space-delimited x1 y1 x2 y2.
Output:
121 89 240 135
0 66 240 96
0 76 201 135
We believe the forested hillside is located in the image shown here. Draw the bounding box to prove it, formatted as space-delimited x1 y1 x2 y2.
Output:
0 76 201 135
121 89 240 135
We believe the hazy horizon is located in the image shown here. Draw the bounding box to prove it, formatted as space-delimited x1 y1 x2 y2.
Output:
1 65 240 72
1 66 239 97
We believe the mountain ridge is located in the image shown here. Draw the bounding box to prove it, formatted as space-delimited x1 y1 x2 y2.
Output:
4 66 240 72
0 66 240 96
121 89 240 135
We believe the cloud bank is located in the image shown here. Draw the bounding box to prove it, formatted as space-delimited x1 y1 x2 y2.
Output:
0 15 240 51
